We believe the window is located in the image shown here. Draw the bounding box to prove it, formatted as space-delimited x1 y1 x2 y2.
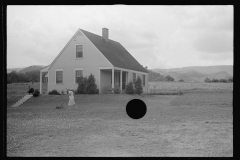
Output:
76 45 83 58
75 69 83 83
143 74 145 86
56 71 63 84
133 73 136 83
44 77 48 83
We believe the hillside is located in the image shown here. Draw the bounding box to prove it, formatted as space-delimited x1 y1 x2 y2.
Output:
152 65 233 76
147 70 165 81
18 65 44 73
7 65 45 73
7 68 23 73
150 65 233 82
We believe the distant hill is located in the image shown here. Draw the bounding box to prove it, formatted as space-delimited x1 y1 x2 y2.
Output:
7 68 23 73
147 69 165 81
18 65 44 73
151 65 233 75
150 65 233 82
7 65 45 73
202 71 232 80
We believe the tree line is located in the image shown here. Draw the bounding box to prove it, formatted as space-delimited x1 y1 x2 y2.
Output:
204 77 233 83
7 70 41 84
144 66 175 81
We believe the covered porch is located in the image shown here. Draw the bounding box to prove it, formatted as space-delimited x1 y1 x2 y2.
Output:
40 65 50 94
99 67 128 94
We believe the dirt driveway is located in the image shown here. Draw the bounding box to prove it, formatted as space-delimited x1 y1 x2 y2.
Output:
7 92 233 157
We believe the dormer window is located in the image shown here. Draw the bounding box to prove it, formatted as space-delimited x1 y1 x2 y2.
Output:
76 44 83 58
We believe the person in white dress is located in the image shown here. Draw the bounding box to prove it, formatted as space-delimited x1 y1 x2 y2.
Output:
66 89 76 109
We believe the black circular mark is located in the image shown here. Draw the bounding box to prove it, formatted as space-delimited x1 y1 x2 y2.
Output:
126 99 147 119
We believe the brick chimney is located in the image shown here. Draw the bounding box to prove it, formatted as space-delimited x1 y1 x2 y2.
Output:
102 28 109 42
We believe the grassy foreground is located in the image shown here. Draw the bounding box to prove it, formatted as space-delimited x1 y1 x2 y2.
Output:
7 90 232 156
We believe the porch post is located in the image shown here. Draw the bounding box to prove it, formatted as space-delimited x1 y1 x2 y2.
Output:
112 68 114 89
99 69 101 94
120 70 122 92
40 71 42 94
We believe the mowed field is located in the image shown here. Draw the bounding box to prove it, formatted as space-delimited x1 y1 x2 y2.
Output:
7 82 233 157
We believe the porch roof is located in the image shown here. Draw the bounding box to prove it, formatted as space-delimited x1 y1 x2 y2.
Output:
40 65 50 72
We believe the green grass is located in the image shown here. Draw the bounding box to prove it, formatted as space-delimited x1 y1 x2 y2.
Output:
148 90 184 95
7 82 233 156
7 82 40 107
7 82 233 107
148 81 233 93
7 92 233 156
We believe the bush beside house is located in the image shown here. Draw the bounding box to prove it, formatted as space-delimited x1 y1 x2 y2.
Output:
125 82 135 95
27 87 34 94
134 76 143 95
33 89 40 97
48 89 61 95
76 76 88 94
76 74 98 94
113 83 120 94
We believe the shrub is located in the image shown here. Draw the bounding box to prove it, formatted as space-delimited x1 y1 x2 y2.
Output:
178 79 184 82
113 83 120 94
76 76 88 94
204 78 211 83
33 89 40 97
165 75 174 81
221 79 230 83
211 79 219 83
134 76 143 95
85 74 98 94
125 82 135 94
27 87 34 94
48 89 61 95
76 74 98 94
61 90 66 95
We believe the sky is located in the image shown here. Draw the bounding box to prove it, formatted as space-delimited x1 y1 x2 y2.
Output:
7 5 233 69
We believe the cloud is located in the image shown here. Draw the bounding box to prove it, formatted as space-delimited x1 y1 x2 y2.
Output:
169 5 233 32
7 5 233 69
193 30 233 53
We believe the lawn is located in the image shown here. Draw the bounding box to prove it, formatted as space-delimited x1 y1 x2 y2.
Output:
148 81 233 93
7 82 40 107
7 82 233 157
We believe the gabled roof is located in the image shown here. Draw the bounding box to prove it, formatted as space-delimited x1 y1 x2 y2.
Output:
80 29 148 73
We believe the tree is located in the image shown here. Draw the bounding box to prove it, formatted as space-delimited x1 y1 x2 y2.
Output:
25 70 40 84
76 76 88 94
134 76 143 95
165 75 174 81
84 74 98 94
212 79 219 83
204 78 211 83
125 82 135 94
18 72 29 83
8 71 19 83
